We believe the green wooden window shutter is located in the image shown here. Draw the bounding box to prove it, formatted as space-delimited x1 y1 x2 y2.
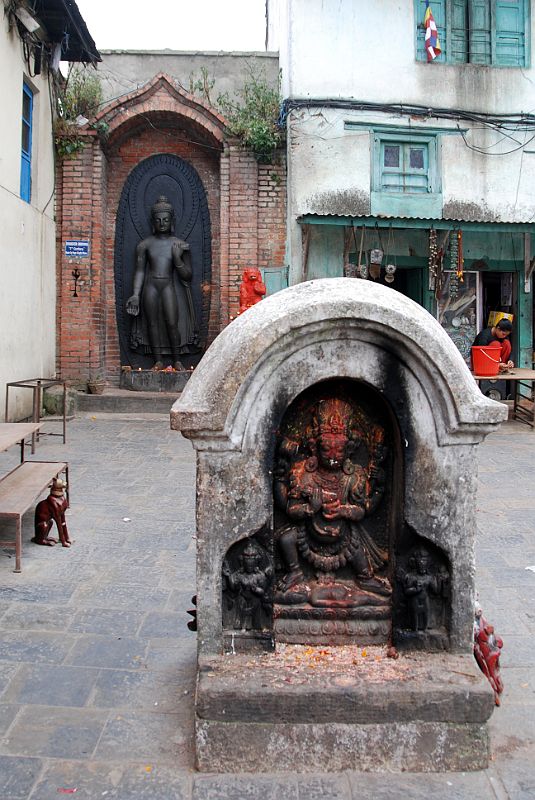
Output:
415 0 527 64
403 144 429 193
495 0 525 65
469 0 492 63
451 0 469 62
379 141 429 194
416 0 446 61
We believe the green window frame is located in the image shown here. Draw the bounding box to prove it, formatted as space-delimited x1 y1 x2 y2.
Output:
415 0 529 66
371 131 442 218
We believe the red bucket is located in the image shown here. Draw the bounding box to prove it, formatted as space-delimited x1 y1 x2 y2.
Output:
471 345 500 376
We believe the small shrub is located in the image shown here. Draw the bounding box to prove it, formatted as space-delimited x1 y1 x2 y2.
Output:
218 68 283 164
54 119 85 159
55 67 103 159
189 66 215 106
61 66 103 121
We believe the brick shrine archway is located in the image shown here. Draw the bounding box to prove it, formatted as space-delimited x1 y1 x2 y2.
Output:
55 73 286 384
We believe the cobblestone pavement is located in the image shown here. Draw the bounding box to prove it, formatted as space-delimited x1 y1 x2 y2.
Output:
0 414 533 799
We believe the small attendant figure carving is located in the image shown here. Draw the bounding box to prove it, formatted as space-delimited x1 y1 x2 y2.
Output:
238 268 266 314
474 602 504 705
126 196 198 370
223 540 273 630
33 478 71 547
402 547 440 632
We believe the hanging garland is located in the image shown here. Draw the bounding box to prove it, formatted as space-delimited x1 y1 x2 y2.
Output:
456 230 464 283
449 231 459 298
435 231 451 301
428 229 438 291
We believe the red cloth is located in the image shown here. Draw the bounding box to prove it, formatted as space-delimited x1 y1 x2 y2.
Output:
500 339 511 363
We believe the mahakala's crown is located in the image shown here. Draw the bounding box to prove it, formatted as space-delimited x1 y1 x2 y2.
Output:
316 398 352 435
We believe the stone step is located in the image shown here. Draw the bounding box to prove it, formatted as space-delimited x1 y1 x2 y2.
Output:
75 388 180 414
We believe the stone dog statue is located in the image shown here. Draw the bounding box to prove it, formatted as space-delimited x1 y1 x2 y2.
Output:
33 478 71 547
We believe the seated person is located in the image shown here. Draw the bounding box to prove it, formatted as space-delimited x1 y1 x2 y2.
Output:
473 318 514 372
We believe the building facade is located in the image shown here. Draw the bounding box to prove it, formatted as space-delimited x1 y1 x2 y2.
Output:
268 0 534 372
0 0 98 420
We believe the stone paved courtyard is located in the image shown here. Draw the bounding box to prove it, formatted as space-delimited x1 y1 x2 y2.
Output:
0 412 533 799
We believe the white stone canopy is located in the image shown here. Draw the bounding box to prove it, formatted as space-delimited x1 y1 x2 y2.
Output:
172 278 506 657
172 278 506 447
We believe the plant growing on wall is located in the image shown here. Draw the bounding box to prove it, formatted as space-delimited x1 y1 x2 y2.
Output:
189 66 216 106
217 68 283 164
54 67 103 159
60 66 103 120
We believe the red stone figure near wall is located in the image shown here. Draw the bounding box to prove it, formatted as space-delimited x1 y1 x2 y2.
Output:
238 268 266 314
474 602 504 705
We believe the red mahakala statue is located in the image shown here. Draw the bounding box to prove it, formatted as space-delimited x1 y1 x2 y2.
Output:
274 395 390 600
474 601 504 705
239 268 266 314
33 478 71 547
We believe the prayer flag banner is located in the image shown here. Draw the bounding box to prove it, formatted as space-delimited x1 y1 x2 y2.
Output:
424 0 442 62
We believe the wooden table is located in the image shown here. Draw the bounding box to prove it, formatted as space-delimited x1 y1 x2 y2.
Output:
5 378 67 454
0 422 68 573
0 422 42 462
473 368 535 428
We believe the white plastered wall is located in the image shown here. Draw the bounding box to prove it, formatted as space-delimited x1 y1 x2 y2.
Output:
0 15 57 420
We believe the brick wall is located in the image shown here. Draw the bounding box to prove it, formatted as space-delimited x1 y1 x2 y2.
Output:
223 146 287 323
56 133 104 383
258 159 287 269
55 78 286 385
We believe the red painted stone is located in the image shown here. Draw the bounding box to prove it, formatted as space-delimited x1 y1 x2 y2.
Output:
238 268 267 314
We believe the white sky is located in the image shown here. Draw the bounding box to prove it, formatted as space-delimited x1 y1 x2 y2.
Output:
75 0 267 52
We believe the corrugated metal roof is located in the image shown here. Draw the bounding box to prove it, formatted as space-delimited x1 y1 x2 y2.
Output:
297 213 535 231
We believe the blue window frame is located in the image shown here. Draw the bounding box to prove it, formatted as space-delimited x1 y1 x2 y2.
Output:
415 0 529 66
371 131 442 217
20 83 33 203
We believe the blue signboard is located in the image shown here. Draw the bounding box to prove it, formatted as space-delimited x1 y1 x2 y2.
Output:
65 240 90 258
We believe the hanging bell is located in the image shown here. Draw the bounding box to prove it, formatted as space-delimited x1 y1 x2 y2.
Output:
369 263 381 280
369 248 383 265
385 263 396 283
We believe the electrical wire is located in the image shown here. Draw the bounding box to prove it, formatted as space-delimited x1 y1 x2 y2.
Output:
459 129 535 156
279 98 535 130
279 98 535 165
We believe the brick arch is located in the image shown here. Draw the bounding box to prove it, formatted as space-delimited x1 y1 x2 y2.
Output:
96 72 227 150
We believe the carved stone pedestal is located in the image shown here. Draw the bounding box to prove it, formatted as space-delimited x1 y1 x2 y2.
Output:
120 369 191 392
195 648 495 773
273 602 391 645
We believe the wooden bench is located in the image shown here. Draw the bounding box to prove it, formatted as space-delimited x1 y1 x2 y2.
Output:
0 461 68 572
